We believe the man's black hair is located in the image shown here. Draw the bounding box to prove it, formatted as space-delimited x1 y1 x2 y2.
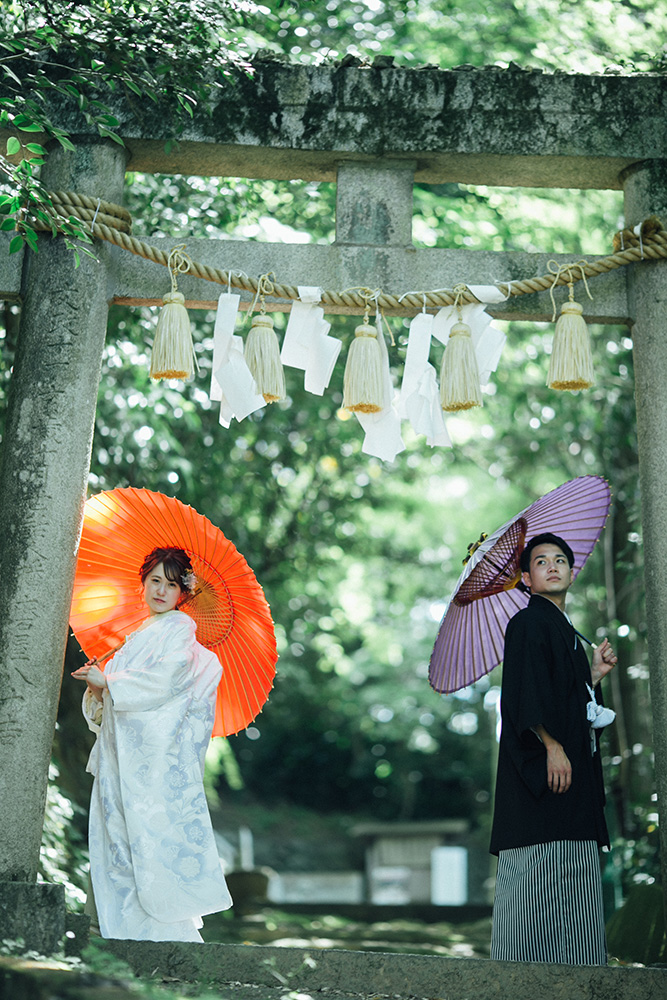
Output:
520 532 575 572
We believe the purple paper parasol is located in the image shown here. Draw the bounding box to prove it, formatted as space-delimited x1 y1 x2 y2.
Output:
428 475 612 693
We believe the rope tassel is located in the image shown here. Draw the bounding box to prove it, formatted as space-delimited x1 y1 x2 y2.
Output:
245 313 286 403
440 321 483 411
547 261 595 391
150 245 195 381
343 318 385 413
440 286 482 411
245 273 286 403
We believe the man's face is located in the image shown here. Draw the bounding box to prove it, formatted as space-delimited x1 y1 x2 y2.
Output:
521 543 574 599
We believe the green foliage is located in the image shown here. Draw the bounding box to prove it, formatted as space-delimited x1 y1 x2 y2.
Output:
126 172 336 244
250 0 667 73
39 764 88 910
610 800 662 894
413 184 623 254
4 0 667 261
0 0 252 253
606 883 667 964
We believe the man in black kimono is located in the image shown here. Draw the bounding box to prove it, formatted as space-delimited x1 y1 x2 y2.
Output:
489 532 617 965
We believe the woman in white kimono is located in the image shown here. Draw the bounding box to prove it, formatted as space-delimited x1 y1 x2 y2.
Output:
72 546 232 941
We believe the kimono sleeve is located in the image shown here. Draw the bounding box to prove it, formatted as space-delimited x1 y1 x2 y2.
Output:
502 610 566 746
106 615 197 712
82 688 103 733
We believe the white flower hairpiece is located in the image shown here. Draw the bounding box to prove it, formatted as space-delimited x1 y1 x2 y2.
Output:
181 570 197 594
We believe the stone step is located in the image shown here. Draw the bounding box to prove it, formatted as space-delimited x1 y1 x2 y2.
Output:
104 939 667 1000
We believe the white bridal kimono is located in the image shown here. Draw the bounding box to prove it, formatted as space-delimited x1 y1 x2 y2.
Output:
82 610 232 941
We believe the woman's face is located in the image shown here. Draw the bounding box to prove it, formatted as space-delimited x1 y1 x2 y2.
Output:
143 562 182 616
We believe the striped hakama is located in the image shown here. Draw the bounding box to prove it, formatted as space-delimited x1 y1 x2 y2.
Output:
491 839 607 965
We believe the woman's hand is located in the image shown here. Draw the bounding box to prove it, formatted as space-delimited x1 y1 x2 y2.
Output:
591 638 617 687
71 659 108 702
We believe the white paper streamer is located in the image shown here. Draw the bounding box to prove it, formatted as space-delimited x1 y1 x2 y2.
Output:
281 300 319 370
410 366 452 447
472 314 506 386
305 326 342 396
214 334 265 426
355 314 405 462
467 284 508 304
210 292 241 402
218 396 235 430
398 312 434 414
281 287 342 395
398 312 451 447
297 285 323 304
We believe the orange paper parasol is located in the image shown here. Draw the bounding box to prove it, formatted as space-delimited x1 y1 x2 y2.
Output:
70 487 277 736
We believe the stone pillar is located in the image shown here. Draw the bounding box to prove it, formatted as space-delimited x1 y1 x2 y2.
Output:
335 159 416 248
622 159 667 907
0 139 127 884
334 159 416 291
0 882 65 953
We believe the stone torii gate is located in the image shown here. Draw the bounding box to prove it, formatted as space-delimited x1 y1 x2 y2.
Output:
1 62 667 944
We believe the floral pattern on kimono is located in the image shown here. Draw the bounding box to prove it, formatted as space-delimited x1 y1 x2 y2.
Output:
82 610 232 941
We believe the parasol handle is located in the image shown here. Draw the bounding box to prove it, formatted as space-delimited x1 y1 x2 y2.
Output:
94 640 126 666
575 629 597 650
74 638 126 669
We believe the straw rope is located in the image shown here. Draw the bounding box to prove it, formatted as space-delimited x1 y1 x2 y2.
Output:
29 192 667 313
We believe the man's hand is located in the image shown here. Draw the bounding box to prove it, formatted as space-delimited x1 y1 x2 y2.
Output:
534 724 572 793
545 742 572 793
591 637 617 687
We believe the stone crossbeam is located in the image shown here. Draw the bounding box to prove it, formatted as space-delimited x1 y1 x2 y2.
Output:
0 234 631 324
3 62 666 189
109 243 631 323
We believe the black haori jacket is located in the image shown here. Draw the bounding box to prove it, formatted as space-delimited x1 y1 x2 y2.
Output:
489 594 610 856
